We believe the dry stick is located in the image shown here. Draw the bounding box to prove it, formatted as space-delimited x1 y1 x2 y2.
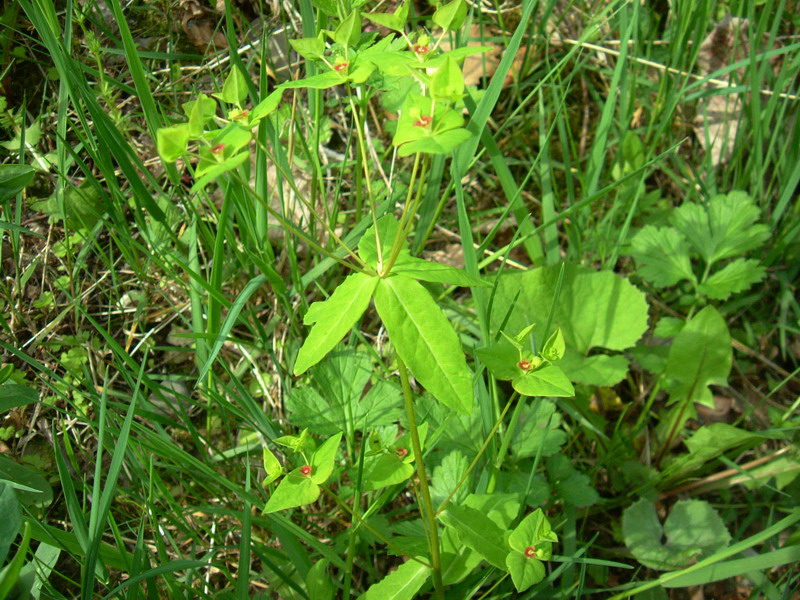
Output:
660 446 792 499
559 37 800 101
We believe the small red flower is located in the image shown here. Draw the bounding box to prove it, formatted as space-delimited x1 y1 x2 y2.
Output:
233 109 249 119
333 62 349 72
524 546 537 558
210 143 225 154
300 465 312 476
413 115 432 127
413 44 429 55
517 360 532 371
396 447 409 458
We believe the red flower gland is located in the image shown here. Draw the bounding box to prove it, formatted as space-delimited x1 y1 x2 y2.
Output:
333 62 349 72
210 143 225 155
413 115 432 127
524 546 537 558
300 465 312 476
413 44 430 55
518 359 532 371
396 447 409 458
233 109 249 119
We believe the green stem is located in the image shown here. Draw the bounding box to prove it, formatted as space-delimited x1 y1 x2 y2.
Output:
383 153 422 274
396 352 444 600
321 487 431 568
436 391 517 516
486 394 527 494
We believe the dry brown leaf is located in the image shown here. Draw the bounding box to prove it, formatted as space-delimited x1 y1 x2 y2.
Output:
179 0 228 52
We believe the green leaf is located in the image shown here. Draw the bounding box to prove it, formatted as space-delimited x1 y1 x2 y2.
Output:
431 56 465 102
512 399 566 459
0 455 53 507
392 255 488 287
0 482 21 566
475 337 520 381
183 94 217 137
289 37 326 60
547 455 599 508
280 71 345 90
654 317 685 338
333 10 362 47
441 527 481 585
361 453 415 491
374 275 473 414
358 214 409 270
156 124 189 162
430 451 469 506
249 88 284 123
697 258 765 300
397 128 472 157
306 558 335 600
493 264 649 355
358 557 430 600
263 468 320 514
221 66 249 105
432 0 467 31
508 508 558 558
664 306 731 408
541 328 565 362
462 493 521 529
506 550 546 593
364 2 409 32
663 423 775 481
623 498 730 571
0 384 38 412
512 365 574 397
286 351 402 435
626 225 696 287
310 432 342 485
557 351 630 386
190 150 250 193
261 446 283 486
294 273 379 375
0 165 35 201
671 191 769 265
439 503 508 569
662 546 800 588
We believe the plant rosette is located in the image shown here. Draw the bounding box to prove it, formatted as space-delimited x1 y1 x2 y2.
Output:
505 509 558 592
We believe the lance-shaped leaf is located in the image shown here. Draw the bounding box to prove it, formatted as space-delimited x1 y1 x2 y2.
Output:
358 558 431 600
392 255 488 287
294 273 379 375
374 275 473 414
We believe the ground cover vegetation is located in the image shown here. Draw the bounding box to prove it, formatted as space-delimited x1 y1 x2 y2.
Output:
1 0 799 597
